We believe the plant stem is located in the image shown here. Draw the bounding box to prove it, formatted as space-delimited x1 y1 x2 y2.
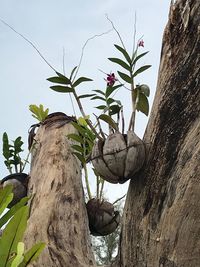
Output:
96 176 100 199
112 194 126 205
99 179 105 202
14 164 18 173
83 164 92 200
128 80 136 132
73 90 102 140
21 149 31 173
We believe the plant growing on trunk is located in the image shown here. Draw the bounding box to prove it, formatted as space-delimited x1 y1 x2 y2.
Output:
46 31 151 234
2 132 27 174
1 133 30 208
47 37 151 184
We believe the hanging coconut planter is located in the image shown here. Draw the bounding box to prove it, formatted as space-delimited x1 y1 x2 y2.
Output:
1 173 29 208
86 198 120 236
91 131 145 184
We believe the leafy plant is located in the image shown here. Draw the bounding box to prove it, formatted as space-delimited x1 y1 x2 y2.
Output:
29 104 49 122
2 133 28 174
0 185 45 267
108 41 151 131
67 117 106 200
47 26 151 200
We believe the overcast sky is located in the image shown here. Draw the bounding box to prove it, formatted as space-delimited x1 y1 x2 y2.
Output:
0 1 171 201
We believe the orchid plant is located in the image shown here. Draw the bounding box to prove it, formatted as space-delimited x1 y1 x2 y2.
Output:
47 36 151 199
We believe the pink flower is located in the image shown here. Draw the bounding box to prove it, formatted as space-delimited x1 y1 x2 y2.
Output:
138 39 144 47
106 73 117 87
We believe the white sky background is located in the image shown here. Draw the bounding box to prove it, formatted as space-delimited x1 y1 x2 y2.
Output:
0 1 171 202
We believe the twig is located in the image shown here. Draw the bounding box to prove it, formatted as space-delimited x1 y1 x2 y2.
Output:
105 14 126 50
99 179 105 202
96 176 100 199
121 107 125 134
112 194 126 205
0 18 57 72
62 47 76 117
83 164 92 200
132 12 137 59
73 28 113 82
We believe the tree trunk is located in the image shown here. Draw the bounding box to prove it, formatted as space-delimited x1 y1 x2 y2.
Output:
24 0 200 266
120 0 200 266
24 115 96 267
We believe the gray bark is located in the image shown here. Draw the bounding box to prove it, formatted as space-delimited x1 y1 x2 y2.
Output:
120 0 200 266
24 117 96 267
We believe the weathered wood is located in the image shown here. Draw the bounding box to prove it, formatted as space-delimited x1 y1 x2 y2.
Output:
120 0 200 266
24 117 96 267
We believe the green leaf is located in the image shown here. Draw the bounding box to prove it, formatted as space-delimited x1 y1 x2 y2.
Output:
29 104 49 122
11 242 24 267
0 206 29 267
91 96 106 101
117 71 132 84
47 76 70 85
55 71 69 79
14 137 23 154
137 84 150 97
95 105 107 110
0 196 31 229
105 84 122 98
109 105 122 115
132 51 149 65
67 134 84 144
98 114 118 130
71 145 84 153
78 94 96 99
114 44 132 64
71 122 87 136
136 93 149 116
0 185 13 216
18 242 45 267
108 58 131 71
93 90 105 96
106 98 115 105
77 117 89 126
73 77 93 87
133 65 151 77
70 66 78 80
72 152 86 164
84 127 96 142
50 86 74 93
3 132 11 161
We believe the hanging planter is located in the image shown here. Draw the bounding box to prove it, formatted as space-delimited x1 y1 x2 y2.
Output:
1 173 29 209
86 198 120 236
91 131 145 184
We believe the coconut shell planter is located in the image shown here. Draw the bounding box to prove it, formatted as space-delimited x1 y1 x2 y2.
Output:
86 198 120 236
91 131 145 184
1 173 29 208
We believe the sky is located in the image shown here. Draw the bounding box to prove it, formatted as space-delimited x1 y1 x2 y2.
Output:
0 0 171 202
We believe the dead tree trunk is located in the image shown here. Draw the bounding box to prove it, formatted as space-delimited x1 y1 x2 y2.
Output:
24 0 200 266
24 115 96 267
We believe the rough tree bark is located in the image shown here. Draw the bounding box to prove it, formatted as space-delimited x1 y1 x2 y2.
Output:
24 0 200 266
24 115 96 267
120 0 200 266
